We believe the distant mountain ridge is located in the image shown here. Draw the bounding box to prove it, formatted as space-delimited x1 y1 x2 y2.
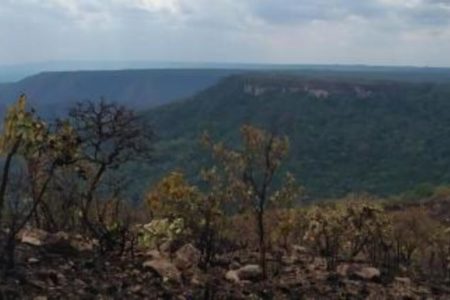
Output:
2 66 450 117
2 61 450 83
0 69 240 116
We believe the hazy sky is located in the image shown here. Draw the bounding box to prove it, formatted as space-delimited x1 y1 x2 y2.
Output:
1 0 450 67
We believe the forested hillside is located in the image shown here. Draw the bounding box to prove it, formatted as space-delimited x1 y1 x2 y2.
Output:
3 69 450 198
143 74 450 198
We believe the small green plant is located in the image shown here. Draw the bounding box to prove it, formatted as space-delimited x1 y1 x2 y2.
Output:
138 218 185 250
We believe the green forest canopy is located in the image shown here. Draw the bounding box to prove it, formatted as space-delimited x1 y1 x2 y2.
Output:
134 74 450 200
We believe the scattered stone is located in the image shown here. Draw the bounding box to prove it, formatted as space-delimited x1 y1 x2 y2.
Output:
341 279 363 296
230 260 241 270
394 277 412 285
69 234 97 252
174 243 201 270
190 272 205 287
213 256 231 267
337 264 381 281
292 245 308 255
56 273 67 286
225 264 264 283
225 270 240 283
19 228 96 255
353 267 380 281
143 259 181 284
27 279 47 290
283 255 303 265
4 227 450 299
73 279 87 288
28 257 40 264
146 249 163 260
19 228 48 246
129 285 143 293
336 264 350 277
44 233 78 256
46 231 96 254
236 265 263 281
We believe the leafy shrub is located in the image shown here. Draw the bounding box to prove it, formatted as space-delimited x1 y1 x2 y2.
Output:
138 218 185 250
304 197 389 270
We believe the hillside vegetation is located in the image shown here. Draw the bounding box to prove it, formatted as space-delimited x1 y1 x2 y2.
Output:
143 74 450 198
0 96 448 298
7 69 448 199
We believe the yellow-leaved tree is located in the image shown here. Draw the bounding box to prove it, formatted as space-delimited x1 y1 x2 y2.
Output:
147 171 201 223
207 124 298 278
0 95 48 223
145 171 201 249
146 169 231 269
0 95 79 269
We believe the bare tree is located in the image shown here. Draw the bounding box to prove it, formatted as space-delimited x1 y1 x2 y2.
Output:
68 99 153 251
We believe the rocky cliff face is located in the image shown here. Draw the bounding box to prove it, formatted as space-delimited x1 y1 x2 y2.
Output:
242 78 374 100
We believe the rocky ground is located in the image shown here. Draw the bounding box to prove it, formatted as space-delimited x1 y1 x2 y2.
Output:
0 228 449 299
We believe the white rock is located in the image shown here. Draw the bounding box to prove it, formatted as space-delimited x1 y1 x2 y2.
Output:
337 264 381 281
236 264 263 281
354 267 380 281
225 270 240 283
28 257 40 264
19 228 48 246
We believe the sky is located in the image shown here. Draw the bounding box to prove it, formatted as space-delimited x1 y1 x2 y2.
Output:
1 0 450 67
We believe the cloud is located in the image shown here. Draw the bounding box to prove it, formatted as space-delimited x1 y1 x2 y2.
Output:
248 0 450 28
123 0 182 14
248 0 383 24
0 0 449 66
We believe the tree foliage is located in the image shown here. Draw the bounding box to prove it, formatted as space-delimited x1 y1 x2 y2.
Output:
204 124 299 277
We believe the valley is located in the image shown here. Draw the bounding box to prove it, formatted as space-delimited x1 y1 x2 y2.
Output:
1 67 450 299
3 68 450 199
